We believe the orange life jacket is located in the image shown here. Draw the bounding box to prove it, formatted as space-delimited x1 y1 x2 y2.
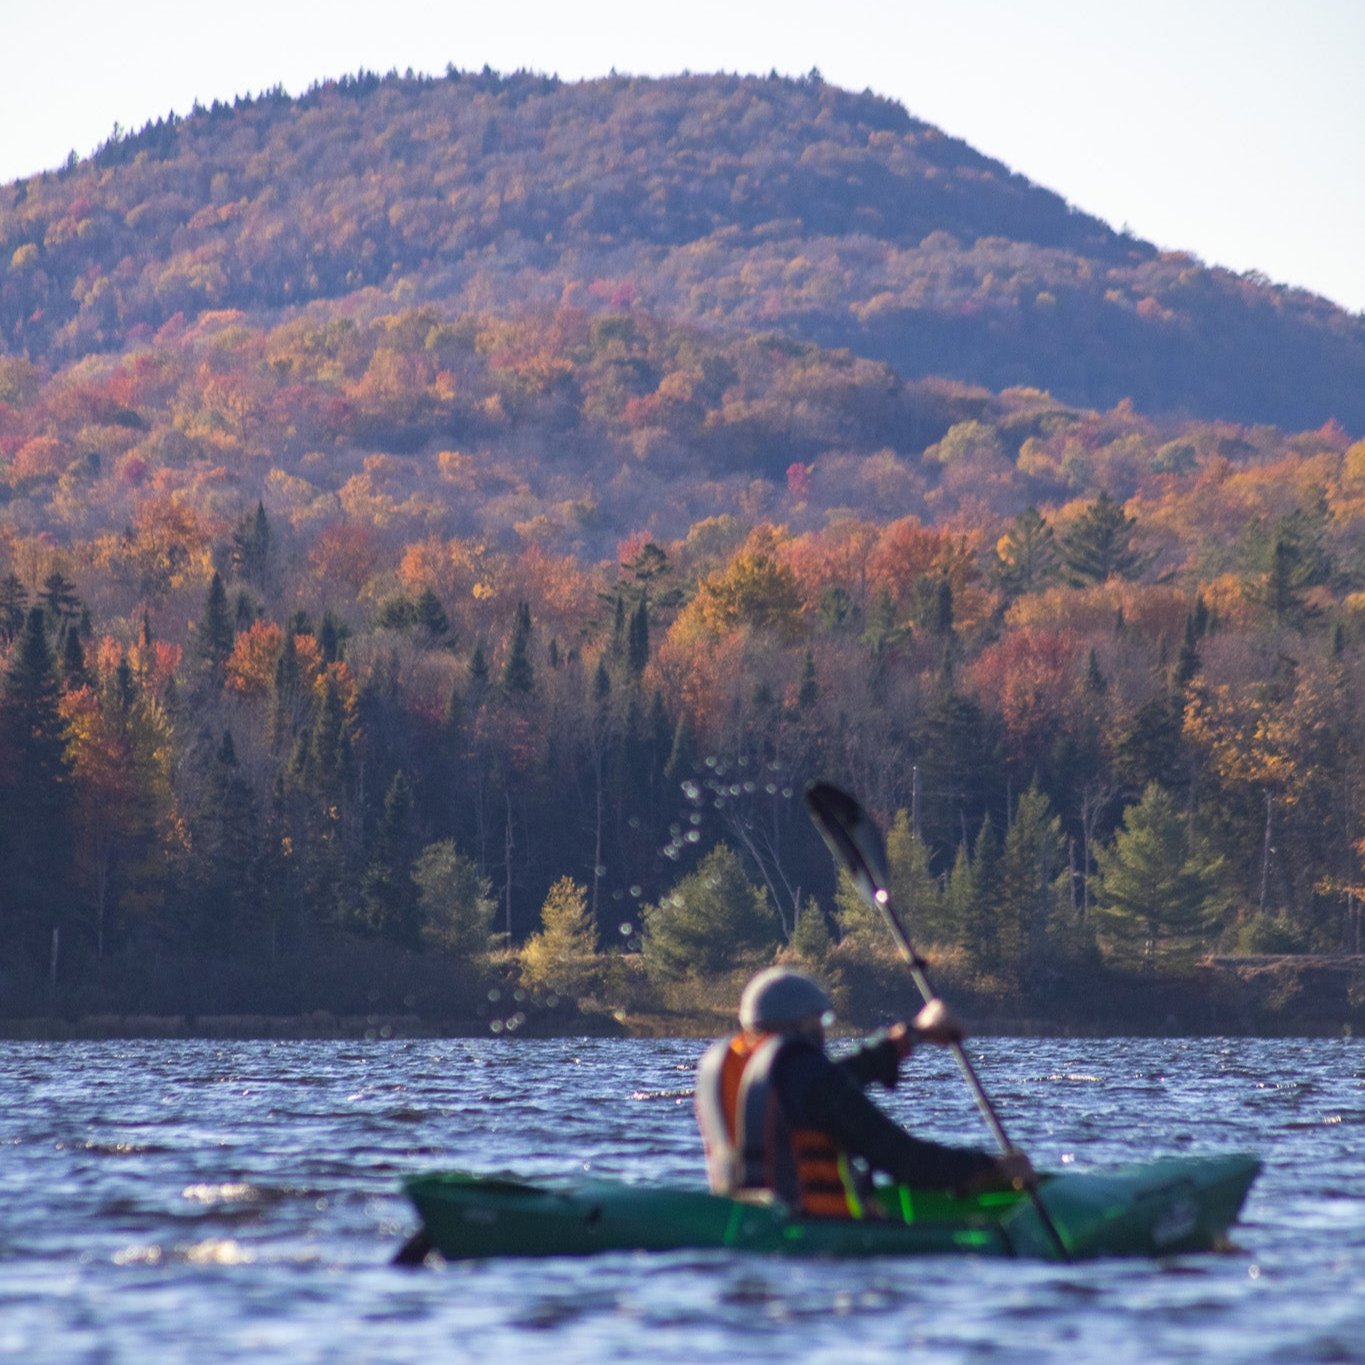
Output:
696 1032 861 1219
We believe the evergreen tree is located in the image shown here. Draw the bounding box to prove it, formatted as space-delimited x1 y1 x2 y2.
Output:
942 841 977 960
786 894 832 966
233 589 259 632
0 572 26 642
961 816 1003 975
1086 647 1107 695
415 587 450 642
913 690 1003 865
38 569 82 626
358 771 421 948
885 808 945 945
1115 695 1186 794
993 506 1061 597
0 607 73 963
318 609 346 664
270 630 305 751
998 785 1068 993
231 500 273 592
1092 783 1226 969
917 576 960 638
1250 513 1330 629
468 642 490 694
627 598 650 676
195 572 235 690
413 839 497 957
188 728 261 956
1061 491 1151 584
502 601 535 695
835 866 886 956
663 711 695 783
520 876 601 996
59 625 89 689
593 656 611 703
642 843 779 979
1173 611 1202 689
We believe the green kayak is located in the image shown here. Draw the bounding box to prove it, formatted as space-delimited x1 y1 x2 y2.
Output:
402 1153 1259 1262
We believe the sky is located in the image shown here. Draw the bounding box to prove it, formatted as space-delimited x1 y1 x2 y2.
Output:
3 0 1363 314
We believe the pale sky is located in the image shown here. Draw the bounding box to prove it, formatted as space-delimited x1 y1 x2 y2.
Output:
3 0 1363 314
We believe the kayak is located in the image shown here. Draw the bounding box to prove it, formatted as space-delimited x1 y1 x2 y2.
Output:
402 1153 1260 1262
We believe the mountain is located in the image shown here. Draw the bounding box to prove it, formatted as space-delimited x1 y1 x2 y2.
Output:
2 68 1362 432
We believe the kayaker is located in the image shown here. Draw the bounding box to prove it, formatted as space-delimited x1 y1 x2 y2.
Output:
695 966 1033 1217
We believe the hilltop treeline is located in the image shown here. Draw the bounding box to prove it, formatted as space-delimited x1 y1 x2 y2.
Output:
2 70 1362 429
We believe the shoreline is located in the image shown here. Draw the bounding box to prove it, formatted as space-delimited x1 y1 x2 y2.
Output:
0 1010 1355 1042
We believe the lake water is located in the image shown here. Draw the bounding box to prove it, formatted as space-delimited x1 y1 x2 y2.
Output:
2 1035 1361 1364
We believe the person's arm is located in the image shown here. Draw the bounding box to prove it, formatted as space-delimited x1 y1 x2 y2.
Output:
779 1045 999 1191
833 1000 966 1092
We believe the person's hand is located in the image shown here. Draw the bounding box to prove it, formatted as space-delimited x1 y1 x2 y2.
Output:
910 998 964 1047
961 1150 1035 1194
991 1151 1035 1190
886 1021 914 1059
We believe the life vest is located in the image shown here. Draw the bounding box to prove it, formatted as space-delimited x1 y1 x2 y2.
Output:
696 1032 862 1218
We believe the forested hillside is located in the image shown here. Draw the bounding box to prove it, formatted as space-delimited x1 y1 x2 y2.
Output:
3 69 1363 428
0 70 1362 1029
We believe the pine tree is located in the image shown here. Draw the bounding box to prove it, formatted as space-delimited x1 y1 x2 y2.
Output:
642 843 779 979
998 786 1068 993
318 609 346 664
0 607 73 962
1085 648 1107 695
38 569 82 625
413 840 497 957
270 630 304 751
520 876 601 997
195 571 235 690
0 572 26 642
961 816 1002 975
938 842 976 971
627 598 650 676
835 866 886 957
912 690 1002 865
358 771 421 948
1115 696 1186 793
786 894 832 967
994 506 1061 597
415 587 450 642
231 500 273 592
1092 783 1226 969
59 625 89 689
886 808 945 945
468 642 490 694
502 602 535 695
1061 491 1151 584
1173 611 1201 689
188 728 261 956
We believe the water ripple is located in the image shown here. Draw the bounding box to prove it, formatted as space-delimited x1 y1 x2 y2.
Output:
1 1036 1361 1364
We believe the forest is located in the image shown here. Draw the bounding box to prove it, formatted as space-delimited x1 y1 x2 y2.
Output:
0 70 1362 1033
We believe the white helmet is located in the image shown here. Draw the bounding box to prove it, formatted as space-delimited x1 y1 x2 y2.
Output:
739 967 834 1032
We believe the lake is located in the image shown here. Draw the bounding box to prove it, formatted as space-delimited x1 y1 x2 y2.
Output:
2 1035 1361 1363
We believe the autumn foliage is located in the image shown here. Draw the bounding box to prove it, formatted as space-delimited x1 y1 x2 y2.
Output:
0 70 1362 1023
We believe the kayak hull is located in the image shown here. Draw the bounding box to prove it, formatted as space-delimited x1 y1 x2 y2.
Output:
402 1153 1260 1262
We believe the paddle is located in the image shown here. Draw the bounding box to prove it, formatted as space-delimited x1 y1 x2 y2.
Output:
803 779 1070 1261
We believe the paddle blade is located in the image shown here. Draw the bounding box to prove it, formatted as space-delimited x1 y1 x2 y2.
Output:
803 781 891 905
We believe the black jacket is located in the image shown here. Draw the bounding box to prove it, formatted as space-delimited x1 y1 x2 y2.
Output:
772 1033 997 1191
